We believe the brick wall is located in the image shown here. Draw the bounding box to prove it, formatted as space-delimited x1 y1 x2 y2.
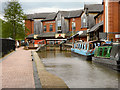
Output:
25 20 34 36
104 1 119 33
42 20 56 33
69 17 85 32
108 1 119 32
96 13 104 24
103 0 120 41
118 1 120 32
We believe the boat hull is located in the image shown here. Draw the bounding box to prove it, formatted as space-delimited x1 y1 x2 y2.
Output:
71 48 93 60
92 57 120 71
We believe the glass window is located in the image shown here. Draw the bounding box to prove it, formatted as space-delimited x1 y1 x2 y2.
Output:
56 41 58 44
104 48 108 56
58 20 61 30
72 22 76 30
44 25 46 31
82 18 87 28
83 18 86 23
99 48 103 56
90 44 93 49
83 44 84 49
49 25 53 31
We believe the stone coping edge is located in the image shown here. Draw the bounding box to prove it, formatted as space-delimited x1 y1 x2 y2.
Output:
32 51 69 89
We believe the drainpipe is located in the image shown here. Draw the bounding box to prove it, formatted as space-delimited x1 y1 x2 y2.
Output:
105 0 109 40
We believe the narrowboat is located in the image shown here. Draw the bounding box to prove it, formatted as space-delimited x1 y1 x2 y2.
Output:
92 43 120 71
71 41 104 60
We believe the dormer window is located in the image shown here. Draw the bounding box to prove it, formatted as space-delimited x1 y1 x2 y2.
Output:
72 22 76 30
82 18 87 28
57 20 61 30
81 13 88 28
83 18 86 23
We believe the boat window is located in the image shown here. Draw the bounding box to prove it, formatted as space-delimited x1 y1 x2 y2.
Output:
79 43 81 49
90 44 93 49
85 44 87 50
87 44 89 50
82 44 84 49
103 48 108 56
74 44 76 48
99 48 103 56
109 47 112 53
76 44 78 48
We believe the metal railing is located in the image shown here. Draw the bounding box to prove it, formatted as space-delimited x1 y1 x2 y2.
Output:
0 38 15 57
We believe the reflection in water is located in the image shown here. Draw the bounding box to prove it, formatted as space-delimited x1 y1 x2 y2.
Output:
37 47 120 88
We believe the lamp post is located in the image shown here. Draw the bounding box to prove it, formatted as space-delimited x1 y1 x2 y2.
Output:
72 22 75 48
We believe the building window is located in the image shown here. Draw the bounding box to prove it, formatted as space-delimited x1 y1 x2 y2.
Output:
97 16 102 23
82 18 87 28
57 20 61 30
72 22 76 30
49 25 53 31
44 25 46 32
83 18 86 23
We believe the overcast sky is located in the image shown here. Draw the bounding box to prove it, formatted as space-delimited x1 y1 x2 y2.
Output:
0 0 102 19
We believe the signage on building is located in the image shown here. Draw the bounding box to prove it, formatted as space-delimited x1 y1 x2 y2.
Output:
34 35 38 39
115 34 120 38
45 21 55 24
55 34 65 38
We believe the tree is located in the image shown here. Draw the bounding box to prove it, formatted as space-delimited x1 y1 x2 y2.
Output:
3 0 26 40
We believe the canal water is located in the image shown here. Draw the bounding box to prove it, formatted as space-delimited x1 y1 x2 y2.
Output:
37 47 120 88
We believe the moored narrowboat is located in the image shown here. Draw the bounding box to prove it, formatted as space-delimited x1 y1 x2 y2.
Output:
92 43 120 71
71 41 104 60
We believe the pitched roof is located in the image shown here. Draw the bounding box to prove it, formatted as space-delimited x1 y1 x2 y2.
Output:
84 4 103 13
94 11 103 19
33 13 52 19
26 13 53 20
58 9 83 18
87 21 103 33
41 13 57 21
26 34 34 39
26 14 34 20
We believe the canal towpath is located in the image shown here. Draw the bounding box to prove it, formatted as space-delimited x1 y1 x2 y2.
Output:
1 47 68 89
1 47 35 88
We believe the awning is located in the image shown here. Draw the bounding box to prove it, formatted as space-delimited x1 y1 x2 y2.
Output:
88 21 103 33
37 32 55 38
26 34 34 39
66 30 87 37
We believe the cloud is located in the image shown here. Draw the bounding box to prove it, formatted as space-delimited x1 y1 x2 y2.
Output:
21 2 84 14
25 7 84 14
19 0 102 3
0 0 103 18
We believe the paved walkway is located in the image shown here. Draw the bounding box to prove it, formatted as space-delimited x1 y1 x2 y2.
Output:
2 47 35 88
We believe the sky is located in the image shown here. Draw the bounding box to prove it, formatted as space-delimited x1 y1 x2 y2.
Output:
0 0 102 19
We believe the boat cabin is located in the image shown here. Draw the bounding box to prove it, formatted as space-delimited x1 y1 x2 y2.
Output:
94 43 120 61
74 41 104 50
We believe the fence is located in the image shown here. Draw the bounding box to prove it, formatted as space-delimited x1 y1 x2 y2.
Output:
0 38 15 57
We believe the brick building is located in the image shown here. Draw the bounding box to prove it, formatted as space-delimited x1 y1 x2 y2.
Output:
82 4 103 41
103 0 120 42
88 11 104 41
25 13 53 47
25 3 120 47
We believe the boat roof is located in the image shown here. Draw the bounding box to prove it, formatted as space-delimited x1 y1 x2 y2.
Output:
89 40 104 43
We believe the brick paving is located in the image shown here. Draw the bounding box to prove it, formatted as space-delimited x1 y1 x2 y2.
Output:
2 47 35 88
